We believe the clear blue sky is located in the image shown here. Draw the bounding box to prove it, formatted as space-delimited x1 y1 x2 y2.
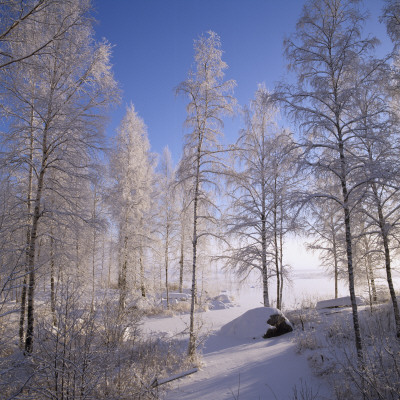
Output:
93 0 390 162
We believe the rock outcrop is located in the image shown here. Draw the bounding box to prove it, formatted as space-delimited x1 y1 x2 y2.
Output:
263 313 293 338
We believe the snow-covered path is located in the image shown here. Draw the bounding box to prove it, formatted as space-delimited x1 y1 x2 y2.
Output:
142 285 333 400
164 331 331 400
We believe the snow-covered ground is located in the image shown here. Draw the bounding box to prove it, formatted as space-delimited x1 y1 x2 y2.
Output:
165 331 330 399
141 269 400 399
142 275 335 400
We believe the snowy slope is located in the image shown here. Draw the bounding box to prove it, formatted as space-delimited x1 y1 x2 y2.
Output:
142 285 333 399
165 332 331 399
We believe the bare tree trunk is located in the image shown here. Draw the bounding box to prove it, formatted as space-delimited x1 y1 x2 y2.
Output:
332 222 339 299
91 188 97 312
188 146 201 358
368 260 377 303
118 235 128 311
261 211 269 307
362 233 377 304
339 139 363 360
279 204 284 308
19 252 29 348
372 185 400 337
188 194 198 358
381 233 400 337
100 235 105 288
273 194 280 309
25 166 45 354
179 228 184 293
19 269 28 348
343 205 363 357
19 103 34 348
108 239 112 289
50 234 57 327
165 226 170 309
262 267 269 308
140 248 146 297
261 140 270 308
75 235 80 273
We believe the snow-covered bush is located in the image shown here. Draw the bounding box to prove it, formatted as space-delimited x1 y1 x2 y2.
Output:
290 378 321 400
328 306 400 400
292 299 400 399
287 303 322 353
295 330 321 353
1 284 194 399
287 306 319 332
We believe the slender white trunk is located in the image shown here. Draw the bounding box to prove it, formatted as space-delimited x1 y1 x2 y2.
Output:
273 192 280 309
25 164 46 353
331 216 339 299
339 137 363 360
165 224 170 308
279 202 284 307
261 131 269 307
50 231 57 327
118 235 128 311
179 227 184 293
188 141 201 358
140 246 146 297
372 183 400 337
19 104 34 348
91 188 97 312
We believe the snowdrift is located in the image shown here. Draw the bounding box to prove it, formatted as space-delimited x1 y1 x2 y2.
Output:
220 307 292 339
316 296 365 310
208 293 235 310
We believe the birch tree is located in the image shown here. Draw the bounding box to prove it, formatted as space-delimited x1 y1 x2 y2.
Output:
176 31 236 358
306 190 346 299
158 147 177 308
353 67 400 336
379 0 400 338
0 0 85 71
279 0 380 359
264 129 297 310
1 0 119 353
224 86 296 309
175 178 193 293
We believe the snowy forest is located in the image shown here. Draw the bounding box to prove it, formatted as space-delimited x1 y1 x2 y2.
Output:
1 0 400 399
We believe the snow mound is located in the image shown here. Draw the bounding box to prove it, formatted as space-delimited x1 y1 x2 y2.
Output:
316 296 365 310
208 293 235 310
220 307 281 339
214 294 231 303
161 292 191 301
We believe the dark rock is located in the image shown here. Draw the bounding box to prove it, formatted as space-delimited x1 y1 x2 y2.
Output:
263 313 293 338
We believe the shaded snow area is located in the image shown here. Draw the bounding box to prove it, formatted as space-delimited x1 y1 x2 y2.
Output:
166 332 330 399
219 307 278 339
143 287 332 399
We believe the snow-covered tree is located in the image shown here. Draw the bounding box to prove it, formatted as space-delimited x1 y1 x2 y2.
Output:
0 0 86 71
176 30 236 358
306 197 346 299
1 0 119 353
279 0 381 358
157 146 177 308
175 178 193 293
109 104 155 311
224 85 296 309
353 68 400 336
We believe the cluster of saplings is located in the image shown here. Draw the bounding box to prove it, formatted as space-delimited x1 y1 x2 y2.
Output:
1 0 400 398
